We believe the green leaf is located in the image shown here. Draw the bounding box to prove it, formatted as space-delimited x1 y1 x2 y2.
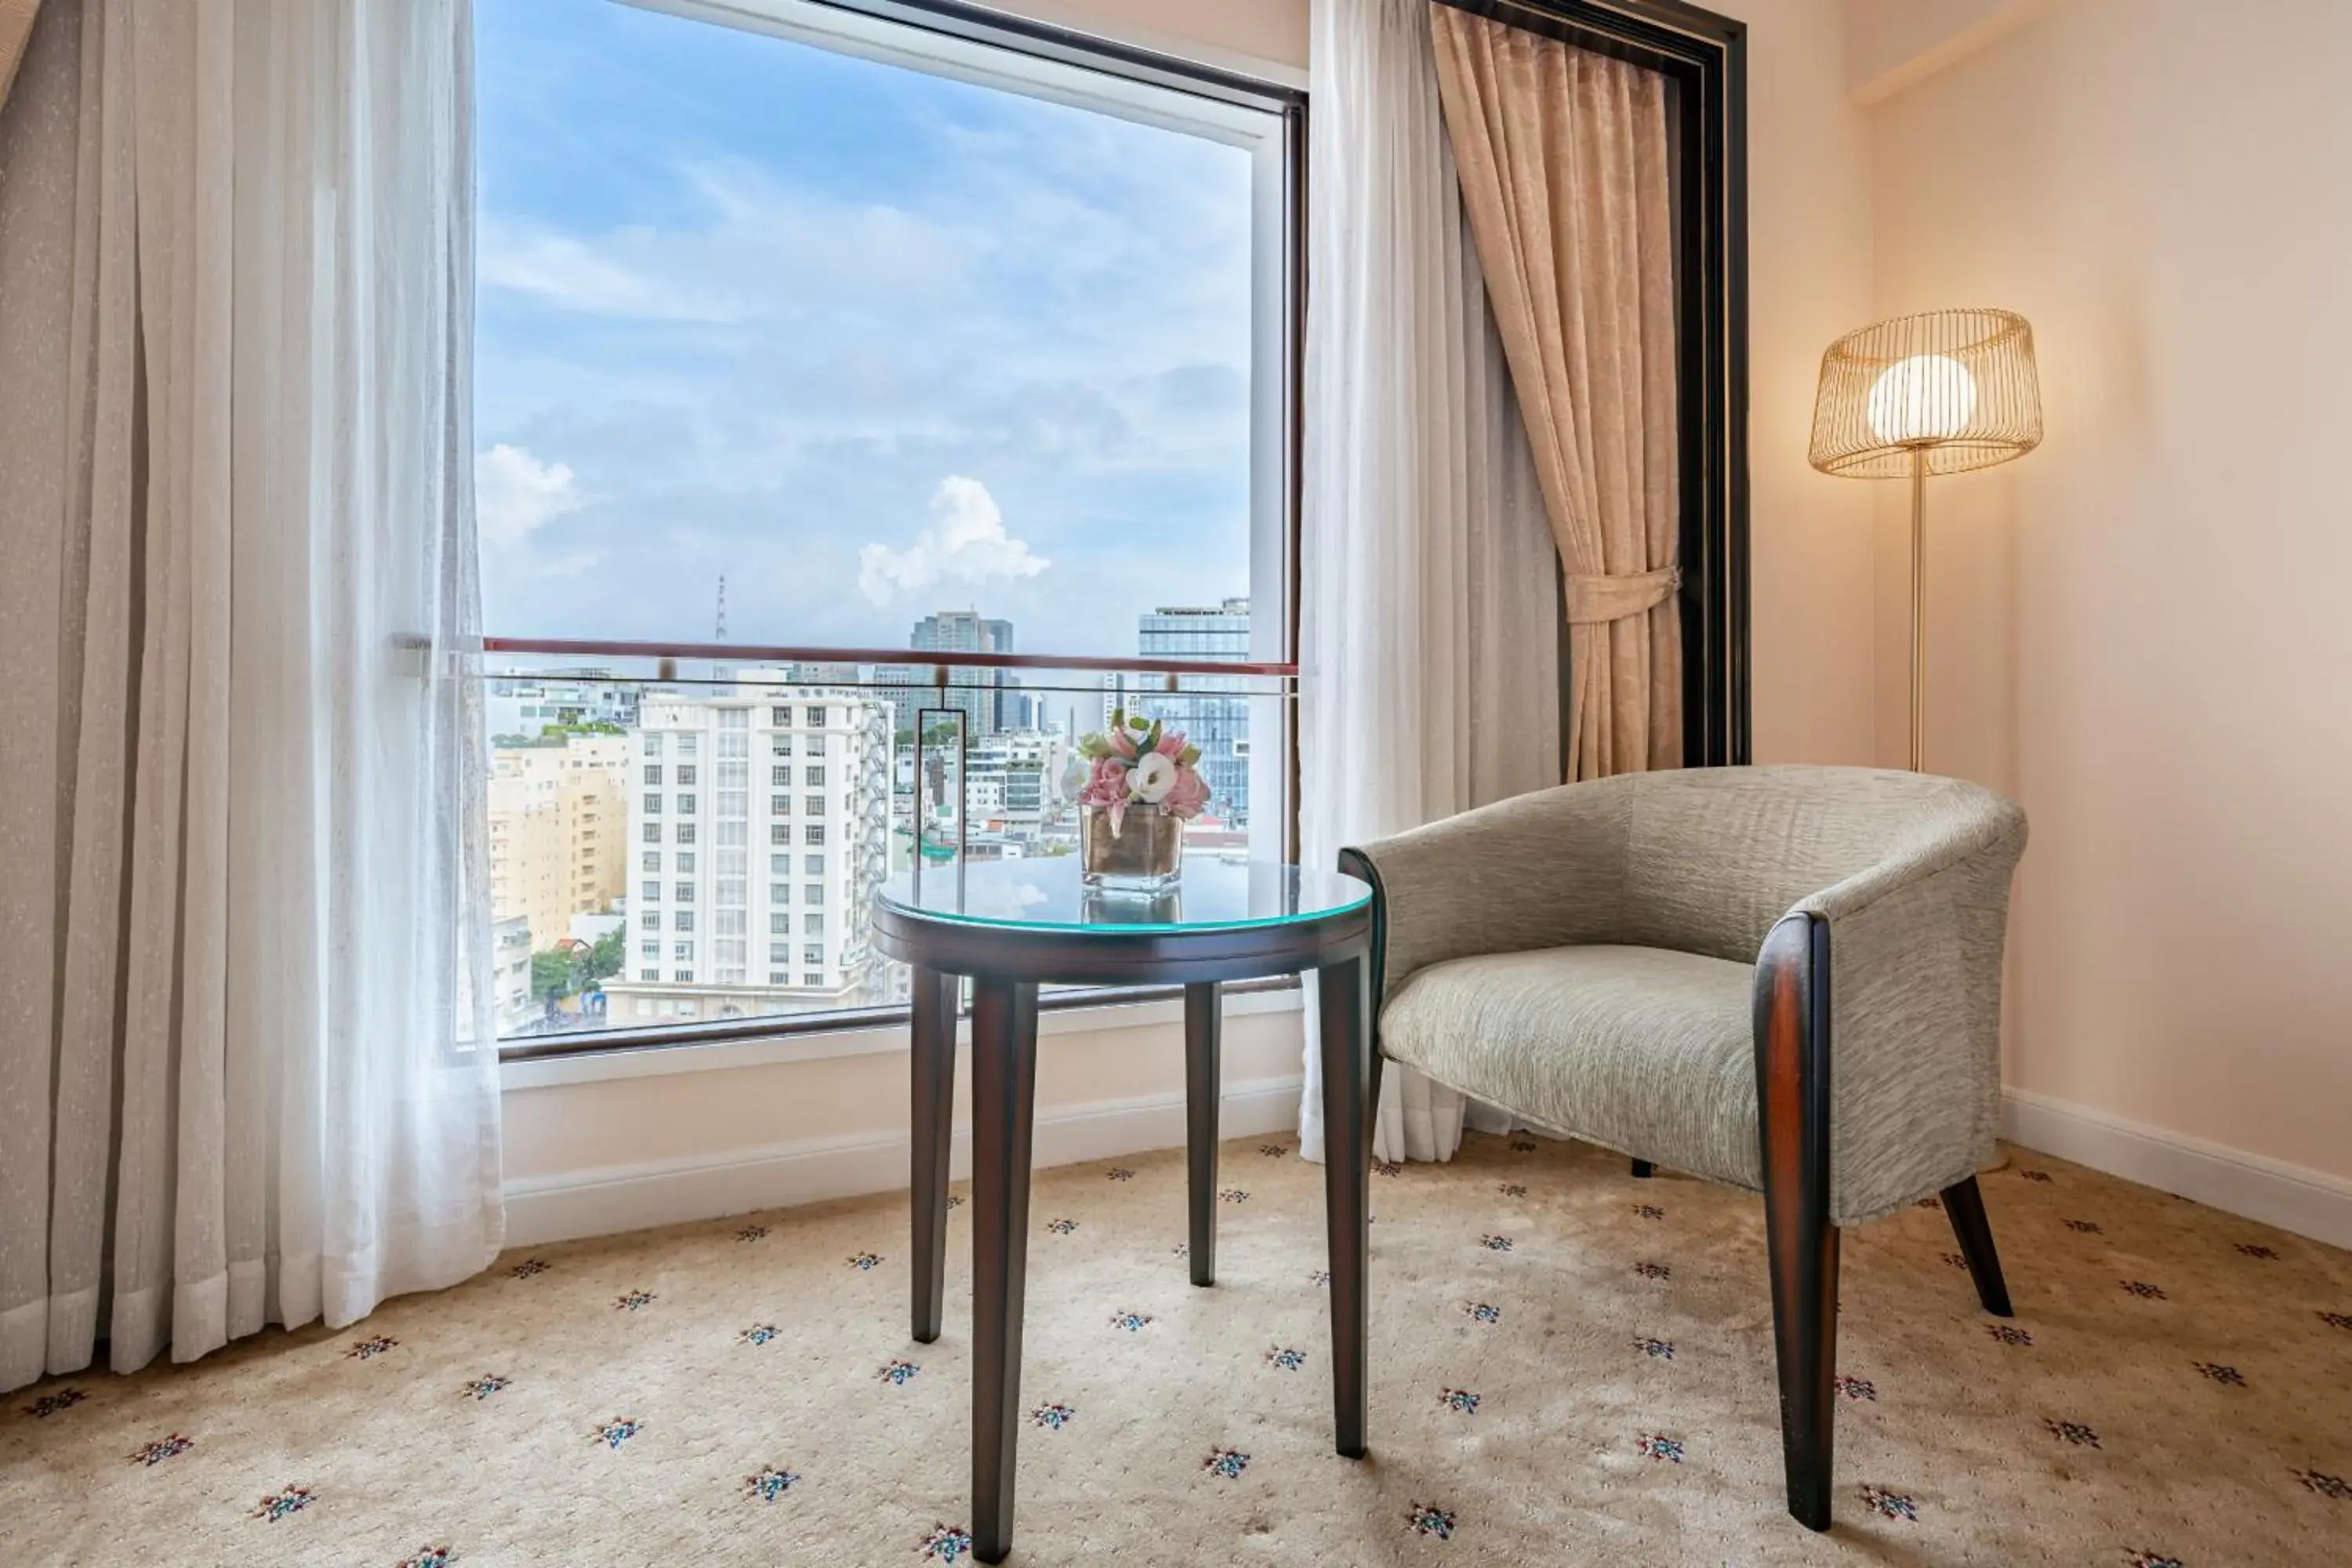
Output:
1178 744 1201 768
1143 718 1163 754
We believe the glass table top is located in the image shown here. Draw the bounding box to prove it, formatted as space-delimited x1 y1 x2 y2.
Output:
876 855 1370 935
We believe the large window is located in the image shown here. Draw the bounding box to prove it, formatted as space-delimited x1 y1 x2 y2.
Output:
476 0 1301 1048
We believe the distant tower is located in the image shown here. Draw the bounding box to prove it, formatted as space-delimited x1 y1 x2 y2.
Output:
714 575 728 641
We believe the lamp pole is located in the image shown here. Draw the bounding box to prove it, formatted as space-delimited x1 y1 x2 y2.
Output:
1909 445 1929 773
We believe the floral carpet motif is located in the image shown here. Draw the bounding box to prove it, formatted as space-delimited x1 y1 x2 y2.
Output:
2 1134 2348 1565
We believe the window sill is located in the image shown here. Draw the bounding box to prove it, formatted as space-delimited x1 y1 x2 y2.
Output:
498 983 1305 1091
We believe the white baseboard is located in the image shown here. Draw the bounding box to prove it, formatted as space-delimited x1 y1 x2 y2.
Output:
502 1074 1305 1249
2000 1087 2352 1250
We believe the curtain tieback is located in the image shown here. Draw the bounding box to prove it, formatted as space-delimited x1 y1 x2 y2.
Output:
1565 565 1680 625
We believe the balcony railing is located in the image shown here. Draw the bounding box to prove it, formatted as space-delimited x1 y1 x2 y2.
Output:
474 638 1294 1059
482 636 1298 682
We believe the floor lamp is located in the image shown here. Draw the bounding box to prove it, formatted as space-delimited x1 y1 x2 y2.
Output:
1808 308 2043 771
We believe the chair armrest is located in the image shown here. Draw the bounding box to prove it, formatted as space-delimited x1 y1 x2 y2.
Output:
1785 800 2028 1224
1341 779 1640 998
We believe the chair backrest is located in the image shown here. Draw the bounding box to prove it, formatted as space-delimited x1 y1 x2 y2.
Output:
1606 766 2020 964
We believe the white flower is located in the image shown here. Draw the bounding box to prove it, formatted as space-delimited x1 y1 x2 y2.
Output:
1131 751 1177 804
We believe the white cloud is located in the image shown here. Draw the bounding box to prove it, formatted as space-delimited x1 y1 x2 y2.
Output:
479 227 743 324
477 162 950 328
477 442 586 547
858 476 1050 605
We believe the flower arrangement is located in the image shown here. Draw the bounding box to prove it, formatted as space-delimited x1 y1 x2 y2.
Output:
1075 710 1210 836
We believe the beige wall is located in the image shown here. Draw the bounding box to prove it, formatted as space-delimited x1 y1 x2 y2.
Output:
1843 0 2060 104
990 0 1308 78
505 1003 1305 1200
1865 0 2352 1181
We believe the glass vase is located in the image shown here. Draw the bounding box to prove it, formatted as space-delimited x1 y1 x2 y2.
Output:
1080 803 1184 891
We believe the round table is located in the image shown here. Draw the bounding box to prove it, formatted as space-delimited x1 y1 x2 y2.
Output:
870 855 1377 1565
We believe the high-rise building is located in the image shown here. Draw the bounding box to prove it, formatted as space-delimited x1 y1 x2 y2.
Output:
1131 597 1252 828
601 673 891 1025
884 610 1015 740
487 733 631 951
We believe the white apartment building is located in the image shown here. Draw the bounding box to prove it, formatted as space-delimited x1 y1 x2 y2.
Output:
602 673 891 1025
966 730 1069 840
492 914 535 1039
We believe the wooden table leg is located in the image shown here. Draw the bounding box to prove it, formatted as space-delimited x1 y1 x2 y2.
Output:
909 967 957 1345
1316 956 1372 1459
1185 981 1221 1287
970 978 1039 1565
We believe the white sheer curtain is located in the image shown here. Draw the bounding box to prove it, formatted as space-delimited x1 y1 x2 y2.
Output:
1297 0 1559 1165
0 0 501 1393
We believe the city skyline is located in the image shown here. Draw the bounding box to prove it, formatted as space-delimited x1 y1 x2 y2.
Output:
473 0 1261 659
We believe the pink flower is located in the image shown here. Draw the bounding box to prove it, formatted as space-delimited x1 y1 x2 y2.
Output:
1110 727 1139 760
1154 730 1186 758
1080 754 1130 808
1161 764 1210 821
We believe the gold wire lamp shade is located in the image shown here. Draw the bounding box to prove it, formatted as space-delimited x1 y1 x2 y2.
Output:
1807 307 2043 771
1809 307 2042 477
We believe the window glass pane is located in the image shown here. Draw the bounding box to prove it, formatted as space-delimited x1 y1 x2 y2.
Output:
475 0 1287 1046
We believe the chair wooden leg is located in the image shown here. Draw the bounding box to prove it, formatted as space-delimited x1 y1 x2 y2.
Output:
1631 1159 1654 1178
1184 982 1221 1287
1756 913 1838 1532
1940 1174 2014 1317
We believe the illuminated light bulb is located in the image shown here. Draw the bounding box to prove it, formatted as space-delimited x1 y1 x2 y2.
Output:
1867 353 1976 445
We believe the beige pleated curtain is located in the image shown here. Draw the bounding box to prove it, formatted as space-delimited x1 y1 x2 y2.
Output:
1428 5 1682 779
0 0 38 111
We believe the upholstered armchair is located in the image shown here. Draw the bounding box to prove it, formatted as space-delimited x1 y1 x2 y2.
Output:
1341 765 2028 1530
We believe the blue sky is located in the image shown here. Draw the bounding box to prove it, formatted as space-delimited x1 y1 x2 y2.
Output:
473 0 1261 658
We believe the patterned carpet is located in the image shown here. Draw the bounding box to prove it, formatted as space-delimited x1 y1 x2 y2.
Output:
5 1131 2350 1566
